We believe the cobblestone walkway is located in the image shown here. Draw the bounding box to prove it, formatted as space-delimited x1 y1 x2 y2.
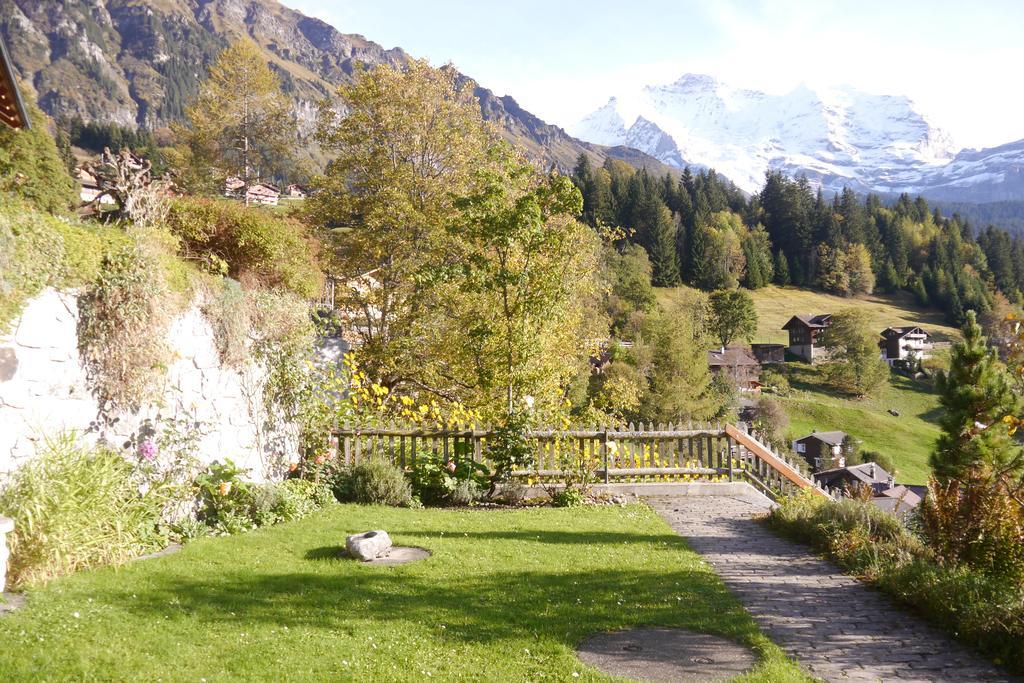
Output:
647 494 1018 683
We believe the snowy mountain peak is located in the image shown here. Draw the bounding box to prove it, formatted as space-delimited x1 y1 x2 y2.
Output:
571 73 964 196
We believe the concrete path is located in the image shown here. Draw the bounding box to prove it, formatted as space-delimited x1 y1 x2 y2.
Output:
647 494 1018 683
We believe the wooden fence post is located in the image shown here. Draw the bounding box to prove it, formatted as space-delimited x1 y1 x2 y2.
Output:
600 429 609 484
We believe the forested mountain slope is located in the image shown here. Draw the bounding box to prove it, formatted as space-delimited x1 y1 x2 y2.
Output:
0 0 674 175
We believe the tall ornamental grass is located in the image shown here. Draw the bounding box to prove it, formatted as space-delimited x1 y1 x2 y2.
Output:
0 434 162 588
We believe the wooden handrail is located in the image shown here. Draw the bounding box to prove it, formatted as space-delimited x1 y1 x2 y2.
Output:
724 424 829 497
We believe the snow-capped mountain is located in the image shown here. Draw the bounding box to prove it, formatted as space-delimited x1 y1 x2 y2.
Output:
572 74 1024 202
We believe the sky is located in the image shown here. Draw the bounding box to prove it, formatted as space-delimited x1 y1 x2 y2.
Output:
284 0 1024 150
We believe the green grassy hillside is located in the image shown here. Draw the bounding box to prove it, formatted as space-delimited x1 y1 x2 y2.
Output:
658 285 961 346
775 364 941 485
657 284 956 484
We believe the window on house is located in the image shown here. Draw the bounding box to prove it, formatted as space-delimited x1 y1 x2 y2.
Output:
796 443 806 453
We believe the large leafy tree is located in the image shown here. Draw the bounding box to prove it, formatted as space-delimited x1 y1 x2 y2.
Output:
309 60 494 395
933 310 1020 482
820 308 889 397
447 147 600 419
638 300 727 422
174 40 294 194
707 289 758 348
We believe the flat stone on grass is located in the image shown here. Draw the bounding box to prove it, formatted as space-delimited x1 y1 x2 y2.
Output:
577 627 756 683
364 546 431 566
0 592 26 616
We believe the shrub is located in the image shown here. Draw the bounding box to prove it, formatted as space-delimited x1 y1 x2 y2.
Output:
0 199 65 329
919 477 1024 584
759 368 790 396
486 412 534 493
0 434 163 588
324 464 355 502
0 199 135 331
552 488 586 508
406 449 490 506
164 197 324 299
349 459 412 506
195 459 258 532
195 461 336 533
0 94 77 214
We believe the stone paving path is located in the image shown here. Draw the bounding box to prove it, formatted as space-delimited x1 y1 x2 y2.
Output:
647 494 1019 683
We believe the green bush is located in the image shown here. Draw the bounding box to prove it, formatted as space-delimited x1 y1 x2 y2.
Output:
406 449 489 506
164 197 324 299
0 199 64 329
552 488 586 508
486 412 534 492
767 491 1024 674
349 459 412 507
195 460 258 533
324 464 355 502
759 368 791 396
195 462 336 533
0 434 163 588
0 199 135 331
0 95 77 214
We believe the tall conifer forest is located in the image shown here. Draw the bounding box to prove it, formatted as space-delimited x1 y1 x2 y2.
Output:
572 154 1024 325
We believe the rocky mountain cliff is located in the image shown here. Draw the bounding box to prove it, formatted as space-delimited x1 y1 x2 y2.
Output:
0 0 673 175
573 73 1024 203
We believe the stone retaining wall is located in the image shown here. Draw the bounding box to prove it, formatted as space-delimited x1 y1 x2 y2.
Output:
0 288 297 481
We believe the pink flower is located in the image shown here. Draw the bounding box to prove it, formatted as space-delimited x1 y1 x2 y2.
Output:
445 461 456 473
138 439 157 461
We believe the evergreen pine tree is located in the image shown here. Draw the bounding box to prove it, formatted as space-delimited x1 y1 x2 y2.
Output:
932 311 1020 481
773 249 790 285
648 205 681 286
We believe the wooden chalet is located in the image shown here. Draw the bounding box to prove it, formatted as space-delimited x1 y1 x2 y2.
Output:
879 326 930 365
782 314 832 363
246 182 280 206
792 430 847 471
707 346 761 392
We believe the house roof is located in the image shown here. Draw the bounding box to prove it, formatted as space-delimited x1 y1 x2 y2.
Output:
880 326 927 339
248 182 280 193
0 35 30 130
782 314 832 331
874 484 922 507
814 461 892 488
796 430 847 447
707 346 759 368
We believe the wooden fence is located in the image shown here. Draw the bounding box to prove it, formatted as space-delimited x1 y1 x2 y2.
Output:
330 423 830 500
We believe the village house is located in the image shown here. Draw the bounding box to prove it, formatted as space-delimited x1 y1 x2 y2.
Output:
879 326 931 365
782 314 832 363
223 177 282 206
707 346 761 392
750 343 786 365
814 462 923 517
75 167 109 206
285 184 308 199
245 182 280 206
224 175 246 198
792 430 847 471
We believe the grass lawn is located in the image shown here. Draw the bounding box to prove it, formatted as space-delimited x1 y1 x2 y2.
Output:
777 364 941 484
0 504 809 682
658 285 961 346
